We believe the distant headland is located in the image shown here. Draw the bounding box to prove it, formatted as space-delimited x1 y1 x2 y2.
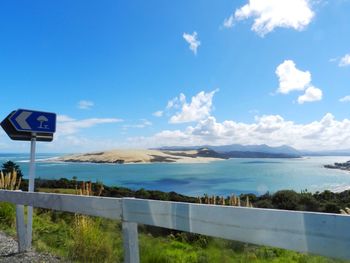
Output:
324 160 350 172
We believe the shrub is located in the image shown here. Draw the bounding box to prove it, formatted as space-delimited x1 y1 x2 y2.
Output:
323 202 341 213
255 199 274 209
272 190 300 210
299 193 320 212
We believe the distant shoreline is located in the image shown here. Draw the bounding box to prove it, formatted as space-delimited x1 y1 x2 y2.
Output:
324 160 350 172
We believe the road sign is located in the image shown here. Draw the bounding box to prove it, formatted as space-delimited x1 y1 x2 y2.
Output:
1 112 54 142
9 109 56 134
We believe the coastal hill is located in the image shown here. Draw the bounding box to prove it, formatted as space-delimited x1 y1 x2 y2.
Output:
55 148 224 164
157 144 302 158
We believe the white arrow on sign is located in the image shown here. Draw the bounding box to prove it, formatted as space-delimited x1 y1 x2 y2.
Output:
15 111 32 130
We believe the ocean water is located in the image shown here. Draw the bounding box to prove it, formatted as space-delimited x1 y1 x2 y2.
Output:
1 153 350 197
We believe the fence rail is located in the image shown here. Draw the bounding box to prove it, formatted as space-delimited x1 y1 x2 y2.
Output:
1 190 350 262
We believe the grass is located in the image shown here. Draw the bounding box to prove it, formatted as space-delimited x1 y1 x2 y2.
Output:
139 234 348 263
38 188 77 194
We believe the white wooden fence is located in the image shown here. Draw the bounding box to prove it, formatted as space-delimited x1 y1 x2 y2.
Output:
0 190 350 262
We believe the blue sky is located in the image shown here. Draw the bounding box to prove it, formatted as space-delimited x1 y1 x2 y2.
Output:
0 0 350 153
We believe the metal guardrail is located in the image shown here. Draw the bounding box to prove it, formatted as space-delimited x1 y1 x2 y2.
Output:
1 190 350 262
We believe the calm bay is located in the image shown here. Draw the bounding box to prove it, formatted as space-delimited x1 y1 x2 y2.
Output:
1 154 350 196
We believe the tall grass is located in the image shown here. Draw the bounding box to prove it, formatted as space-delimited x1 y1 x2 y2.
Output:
69 215 115 262
68 181 119 262
198 194 253 207
0 170 21 190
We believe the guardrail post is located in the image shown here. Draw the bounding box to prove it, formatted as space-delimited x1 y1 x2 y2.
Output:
122 221 140 263
15 204 27 252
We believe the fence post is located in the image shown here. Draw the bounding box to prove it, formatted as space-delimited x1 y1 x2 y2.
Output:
122 221 140 263
15 204 27 252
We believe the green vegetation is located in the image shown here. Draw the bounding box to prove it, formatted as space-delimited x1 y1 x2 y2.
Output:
140 235 347 263
0 202 15 230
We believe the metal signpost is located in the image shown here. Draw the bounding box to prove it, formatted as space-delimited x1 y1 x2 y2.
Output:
1 109 56 250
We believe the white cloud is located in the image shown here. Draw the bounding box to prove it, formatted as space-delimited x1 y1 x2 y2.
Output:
43 135 123 153
166 93 186 110
123 119 152 129
57 115 75 122
276 60 311 94
275 60 323 104
78 100 94 110
57 115 123 135
183 32 200 55
153 111 163 117
339 54 350 67
223 15 234 28
297 86 323 104
127 113 350 151
339 96 350 103
142 119 152 126
224 0 315 36
254 115 288 133
169 90 218 124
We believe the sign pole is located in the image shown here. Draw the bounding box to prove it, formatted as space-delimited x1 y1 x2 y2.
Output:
1 109 56 252
26 133 37 249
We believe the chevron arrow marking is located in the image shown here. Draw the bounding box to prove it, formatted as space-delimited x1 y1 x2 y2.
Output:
15 111 32 130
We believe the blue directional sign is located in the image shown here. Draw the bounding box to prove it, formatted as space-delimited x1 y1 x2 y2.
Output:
9 109 56 134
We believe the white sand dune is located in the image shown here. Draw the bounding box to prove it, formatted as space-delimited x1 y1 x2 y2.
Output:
55 149 222 164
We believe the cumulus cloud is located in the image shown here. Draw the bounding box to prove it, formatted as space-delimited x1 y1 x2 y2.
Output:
340 96 350 103
339 54 350 67
78 100 94 110
276 60 311 94
169 90 218 124
297 86 323 104
275 60 322 104
183 32 200 55
224 0 315 36
127 113 350 151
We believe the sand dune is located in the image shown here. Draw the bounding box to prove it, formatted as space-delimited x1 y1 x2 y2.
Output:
55 149 222 164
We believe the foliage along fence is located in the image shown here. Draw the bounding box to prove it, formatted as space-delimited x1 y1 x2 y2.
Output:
0 190 350 263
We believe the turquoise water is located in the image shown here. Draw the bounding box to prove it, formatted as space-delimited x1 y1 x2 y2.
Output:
1 154 350 196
